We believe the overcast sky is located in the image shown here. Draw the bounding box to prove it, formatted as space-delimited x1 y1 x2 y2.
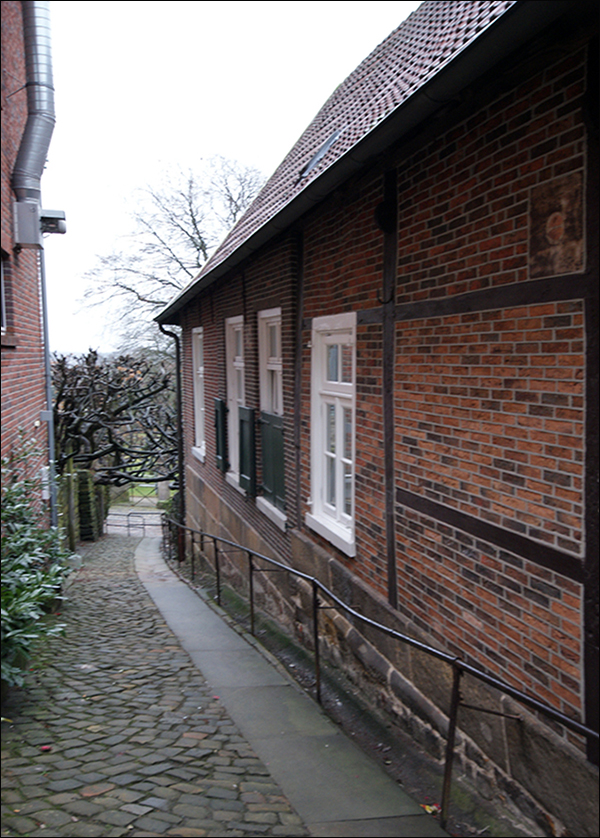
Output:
41 0 421 354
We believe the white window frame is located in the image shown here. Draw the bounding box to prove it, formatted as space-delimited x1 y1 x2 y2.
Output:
191 327 205 462
258 308 283 416
225 315 244 487
257 308 287 530
306 312 356 557
1 255 8 336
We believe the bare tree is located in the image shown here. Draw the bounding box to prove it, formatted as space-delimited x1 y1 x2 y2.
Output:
83 157 264 347
53 350 177 486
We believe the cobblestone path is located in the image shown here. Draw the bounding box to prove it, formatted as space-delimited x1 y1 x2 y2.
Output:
1 536 308 838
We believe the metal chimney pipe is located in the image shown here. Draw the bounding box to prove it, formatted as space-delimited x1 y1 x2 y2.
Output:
11 0 56 203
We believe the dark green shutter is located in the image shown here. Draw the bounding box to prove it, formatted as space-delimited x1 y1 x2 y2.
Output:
260 411 285 511
239 406 256 495
214 398 228 472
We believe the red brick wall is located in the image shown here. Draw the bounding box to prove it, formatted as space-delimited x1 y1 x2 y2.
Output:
1 0 49 493
182 239 298 561
395 47 585 302
395 302 585 556
395 507 584 718
387 43 588 718
179 31 592 725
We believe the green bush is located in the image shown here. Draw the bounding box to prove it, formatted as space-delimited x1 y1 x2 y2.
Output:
1 441 73 688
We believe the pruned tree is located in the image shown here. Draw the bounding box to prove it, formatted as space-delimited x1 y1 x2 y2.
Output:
53 350 177 486
83 157 264 349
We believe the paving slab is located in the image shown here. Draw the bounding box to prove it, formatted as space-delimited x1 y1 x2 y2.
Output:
136 537 448 837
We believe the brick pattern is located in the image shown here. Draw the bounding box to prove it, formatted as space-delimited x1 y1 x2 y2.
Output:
1 1 27 254
179 24 592 732
1 1 48 495
396 508 583 718
395 48 586 301
182 240 298 563
395 302 585 556
354 323 387 597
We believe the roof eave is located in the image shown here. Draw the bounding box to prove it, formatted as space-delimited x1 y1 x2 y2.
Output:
156 0 575 326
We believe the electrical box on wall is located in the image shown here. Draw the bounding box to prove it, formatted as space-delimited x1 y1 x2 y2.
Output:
13 200 41 248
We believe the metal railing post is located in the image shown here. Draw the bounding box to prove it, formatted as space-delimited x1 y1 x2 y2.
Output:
214 537 221 607
248 552 255 636
159 516 599 786
191 530 195 580
312 578 322 704
441 662 463 831
177 523 184 564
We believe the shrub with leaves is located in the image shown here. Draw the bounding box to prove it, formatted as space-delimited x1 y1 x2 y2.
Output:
1 440 73 687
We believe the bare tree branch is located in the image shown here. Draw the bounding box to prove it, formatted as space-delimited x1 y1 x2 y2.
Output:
82 158 264 351
53 350 177 486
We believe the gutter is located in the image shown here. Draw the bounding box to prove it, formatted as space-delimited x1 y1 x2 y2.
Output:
156 0 577 325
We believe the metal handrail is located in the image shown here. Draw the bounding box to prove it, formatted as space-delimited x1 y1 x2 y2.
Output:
161 516 598 830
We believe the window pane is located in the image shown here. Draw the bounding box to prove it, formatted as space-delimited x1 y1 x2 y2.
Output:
343 407 352 460
344 464 352 516
341 345 352 383
327 344 338 381
326 404 336 453
235 328 242 358
268 369 278 414
327 456 336 507
269 323 278 358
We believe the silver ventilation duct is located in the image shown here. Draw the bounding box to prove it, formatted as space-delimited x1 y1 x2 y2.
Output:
12 0 55 203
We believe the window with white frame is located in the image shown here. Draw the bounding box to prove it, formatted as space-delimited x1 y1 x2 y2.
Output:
258 308 283 416
257 309 286 526
225 316 244 483
192 327 205 461
306 312 356 556
1 253 9 336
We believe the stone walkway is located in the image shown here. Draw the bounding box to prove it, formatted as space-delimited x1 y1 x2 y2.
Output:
1 536 308 837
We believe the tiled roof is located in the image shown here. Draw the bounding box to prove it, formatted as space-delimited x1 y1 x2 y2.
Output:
161 1 518 316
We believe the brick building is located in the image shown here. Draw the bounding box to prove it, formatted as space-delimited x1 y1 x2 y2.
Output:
157 1 598 831
1 0 60 516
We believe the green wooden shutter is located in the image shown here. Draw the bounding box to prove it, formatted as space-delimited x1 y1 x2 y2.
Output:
260 411 285 511
239 406 256 495
214 398 228 472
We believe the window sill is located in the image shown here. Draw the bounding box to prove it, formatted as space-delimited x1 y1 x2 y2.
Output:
192 445 206 464
257 496 287 531
226 472 246 495
305 512 355 557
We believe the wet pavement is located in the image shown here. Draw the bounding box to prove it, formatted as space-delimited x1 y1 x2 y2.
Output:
1 535 447 838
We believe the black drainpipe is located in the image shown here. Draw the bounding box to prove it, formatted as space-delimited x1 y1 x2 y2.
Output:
159 324 185 527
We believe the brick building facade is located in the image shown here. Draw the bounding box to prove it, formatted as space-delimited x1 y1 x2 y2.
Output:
1 1 56 509
158 2 598 832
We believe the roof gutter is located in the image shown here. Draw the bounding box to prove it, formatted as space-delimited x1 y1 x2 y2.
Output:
156 0 576 325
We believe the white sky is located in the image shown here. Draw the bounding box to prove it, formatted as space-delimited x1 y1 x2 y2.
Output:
41 0 421 354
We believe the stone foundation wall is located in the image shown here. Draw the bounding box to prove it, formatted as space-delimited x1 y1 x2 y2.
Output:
185 476 598 836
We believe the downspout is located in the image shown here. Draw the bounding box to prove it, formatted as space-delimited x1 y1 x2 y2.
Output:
11 1 59 527
159 324 185 527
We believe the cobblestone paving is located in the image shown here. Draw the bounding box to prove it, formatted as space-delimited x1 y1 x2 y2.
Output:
1 536 308 838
